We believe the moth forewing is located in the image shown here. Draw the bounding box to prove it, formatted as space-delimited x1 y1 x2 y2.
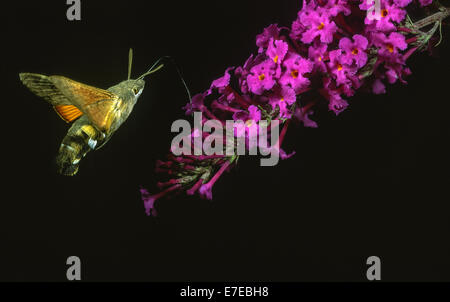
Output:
49 76 121 132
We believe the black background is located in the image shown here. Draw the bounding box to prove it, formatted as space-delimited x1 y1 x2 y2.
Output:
2 0 449 281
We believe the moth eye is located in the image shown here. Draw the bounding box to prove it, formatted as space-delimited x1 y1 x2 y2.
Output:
133 87 140 95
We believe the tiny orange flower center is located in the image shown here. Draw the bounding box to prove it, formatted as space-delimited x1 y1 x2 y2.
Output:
280 97 285 102
245 120 254 127
351 48 359 55
387 43 394 53
258 74 266 81
337 64 343 71
273 55 279 63
317 22 325 30
291 69 299 79
318 56 322 62
381 9 388 18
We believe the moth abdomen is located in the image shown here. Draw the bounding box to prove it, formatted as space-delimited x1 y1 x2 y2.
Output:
56 118 103 176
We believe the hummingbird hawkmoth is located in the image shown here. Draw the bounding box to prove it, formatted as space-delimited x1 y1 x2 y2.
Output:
19 49 165 176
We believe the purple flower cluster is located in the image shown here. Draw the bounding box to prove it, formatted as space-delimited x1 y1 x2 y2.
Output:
141 0 446 216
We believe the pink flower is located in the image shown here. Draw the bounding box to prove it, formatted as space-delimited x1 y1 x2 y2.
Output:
325 88 349 115
320 0 352 16
339 34 369 68
290 16 306 40
182 93 205 115
300 9 338 44
385 64 411 84
372 32 407 63
233 105 261 124
198 161 233 200
256 24 281 53
269 85 297 119
198 183 213 200
235 54 265 94
308 41 328 72
232 105 262 138
140 187 158 217
393 0 413 7
372 78 387 94
327 49 357 86
207 67 234 95
363 0 406 32
266 38 289 73
279 52 313 93
329 93 349 115
294 107 318 128
140 185 181 217
247 59 277 95
419 0 433 6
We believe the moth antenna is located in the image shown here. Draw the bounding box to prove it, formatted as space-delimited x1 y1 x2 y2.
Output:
128 48 133 80
136 57 165 80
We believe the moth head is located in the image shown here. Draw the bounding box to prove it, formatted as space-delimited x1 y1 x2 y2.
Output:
126 48 164 100
131 79 145 98
125 49 192 105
